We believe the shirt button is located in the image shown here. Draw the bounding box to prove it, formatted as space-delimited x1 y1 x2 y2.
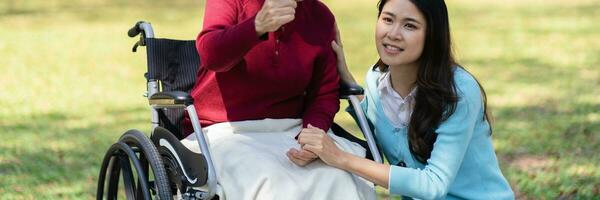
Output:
276 39 280 44
396 161 406 167
275 51 279 55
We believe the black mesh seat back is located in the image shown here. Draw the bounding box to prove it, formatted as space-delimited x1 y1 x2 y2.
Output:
145 38 199 138
146 38 199 91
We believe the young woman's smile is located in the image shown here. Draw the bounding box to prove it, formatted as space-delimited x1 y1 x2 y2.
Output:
382 42 404 54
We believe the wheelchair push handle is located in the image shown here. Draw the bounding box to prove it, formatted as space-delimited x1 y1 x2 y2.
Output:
128 21 155 38
127 23 142 37
128 21 155 52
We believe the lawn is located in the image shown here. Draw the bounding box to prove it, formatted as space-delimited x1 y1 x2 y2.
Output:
1 0 598 199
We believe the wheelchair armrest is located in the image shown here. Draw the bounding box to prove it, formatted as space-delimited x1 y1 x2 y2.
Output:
340 82 364 99
149 91 194 107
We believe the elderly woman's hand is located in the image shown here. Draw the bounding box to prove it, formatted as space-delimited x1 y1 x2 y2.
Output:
286 147 318 166
255 0 303 36
295 124 349 168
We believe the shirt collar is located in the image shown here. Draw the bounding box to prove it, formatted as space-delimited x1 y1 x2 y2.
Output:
377 72 417 101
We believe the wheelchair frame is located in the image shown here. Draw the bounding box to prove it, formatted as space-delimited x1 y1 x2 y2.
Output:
96 21 382 200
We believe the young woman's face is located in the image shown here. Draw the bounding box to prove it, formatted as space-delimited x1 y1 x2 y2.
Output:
375 0 426 68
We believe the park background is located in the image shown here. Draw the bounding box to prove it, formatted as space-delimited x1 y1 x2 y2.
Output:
0 0 598 199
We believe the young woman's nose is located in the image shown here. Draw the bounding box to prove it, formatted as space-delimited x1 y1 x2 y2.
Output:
386 24 403 41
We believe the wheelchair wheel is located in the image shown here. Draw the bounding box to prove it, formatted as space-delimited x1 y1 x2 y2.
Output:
97 129 172 200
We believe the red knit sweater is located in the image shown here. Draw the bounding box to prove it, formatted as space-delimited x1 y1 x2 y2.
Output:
187 0 340 132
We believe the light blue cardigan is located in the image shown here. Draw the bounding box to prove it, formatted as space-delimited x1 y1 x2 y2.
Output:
349 67 514 199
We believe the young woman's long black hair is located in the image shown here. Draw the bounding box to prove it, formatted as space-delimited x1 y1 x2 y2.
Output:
375 0 491 164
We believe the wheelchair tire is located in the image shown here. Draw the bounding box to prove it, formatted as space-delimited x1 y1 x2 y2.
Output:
118 130 172 199
97 130 173 200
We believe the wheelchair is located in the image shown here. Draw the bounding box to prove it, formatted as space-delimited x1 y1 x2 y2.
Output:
96 21 383 200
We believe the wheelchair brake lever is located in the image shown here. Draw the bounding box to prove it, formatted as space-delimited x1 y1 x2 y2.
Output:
132 41 140 52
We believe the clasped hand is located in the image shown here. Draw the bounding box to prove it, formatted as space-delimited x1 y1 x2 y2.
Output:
286 124 346 168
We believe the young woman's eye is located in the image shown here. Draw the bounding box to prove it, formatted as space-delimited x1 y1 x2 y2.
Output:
404 23 417 30
382 17 393 24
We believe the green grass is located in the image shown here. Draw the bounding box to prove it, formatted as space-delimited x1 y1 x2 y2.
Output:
1 0 598 199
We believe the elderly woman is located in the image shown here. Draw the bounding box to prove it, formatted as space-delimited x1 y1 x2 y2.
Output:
181 0 375 199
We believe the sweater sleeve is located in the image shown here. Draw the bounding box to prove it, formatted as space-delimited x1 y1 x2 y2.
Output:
388 76 482 199
196 0 263 72
301 27 340 132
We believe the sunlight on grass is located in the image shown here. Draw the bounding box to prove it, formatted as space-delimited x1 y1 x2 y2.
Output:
1 0 599 199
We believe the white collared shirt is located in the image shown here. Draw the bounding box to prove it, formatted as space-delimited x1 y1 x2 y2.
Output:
377 72 417 128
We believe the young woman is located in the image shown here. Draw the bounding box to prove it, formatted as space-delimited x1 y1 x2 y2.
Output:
289 0 514 199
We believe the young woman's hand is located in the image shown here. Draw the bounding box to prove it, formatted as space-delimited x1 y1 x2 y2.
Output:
296 124 349 168
331 23 356 85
